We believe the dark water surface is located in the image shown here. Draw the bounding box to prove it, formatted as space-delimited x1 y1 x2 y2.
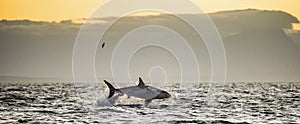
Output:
0 82 299 123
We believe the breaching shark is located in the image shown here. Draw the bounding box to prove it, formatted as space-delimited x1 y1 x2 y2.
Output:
104 77 171 106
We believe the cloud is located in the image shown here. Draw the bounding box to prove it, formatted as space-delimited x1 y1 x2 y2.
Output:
0 19 80 37
284 29 300 47
0 9 298 40
209 9 299 38
0 9 299 81
0 20 80 78
211 9 298 29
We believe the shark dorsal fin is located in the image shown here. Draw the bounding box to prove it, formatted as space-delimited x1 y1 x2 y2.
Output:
138 77 145 88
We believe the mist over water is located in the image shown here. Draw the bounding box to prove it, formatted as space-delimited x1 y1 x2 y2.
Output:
0 82 299 123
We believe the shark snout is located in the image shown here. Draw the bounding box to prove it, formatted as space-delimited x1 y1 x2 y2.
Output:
160 90 171 99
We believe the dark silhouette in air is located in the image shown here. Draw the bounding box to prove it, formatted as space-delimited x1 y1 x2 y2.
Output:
102 42 105 48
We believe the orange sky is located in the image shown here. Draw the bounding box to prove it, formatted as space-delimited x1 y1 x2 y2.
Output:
0 0 299 29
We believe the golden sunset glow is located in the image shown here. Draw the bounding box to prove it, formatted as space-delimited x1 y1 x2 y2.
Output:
1 0 299 23
293 23 300 30
0 0 105 21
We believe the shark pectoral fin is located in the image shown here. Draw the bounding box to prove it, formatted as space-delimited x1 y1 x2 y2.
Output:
138 77 146 88
144 99 152 106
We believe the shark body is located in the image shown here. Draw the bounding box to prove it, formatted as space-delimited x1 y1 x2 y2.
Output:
104 77 171 105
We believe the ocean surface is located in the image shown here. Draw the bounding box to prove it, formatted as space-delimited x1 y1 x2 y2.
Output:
0 82 299 123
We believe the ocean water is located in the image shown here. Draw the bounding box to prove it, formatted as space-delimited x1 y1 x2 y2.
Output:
0 82 299 123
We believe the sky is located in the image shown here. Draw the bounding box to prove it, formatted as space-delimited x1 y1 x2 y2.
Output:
1 0 300 29
0 0 300 20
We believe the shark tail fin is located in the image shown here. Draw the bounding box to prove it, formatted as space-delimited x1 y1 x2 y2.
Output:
104 80 116 98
